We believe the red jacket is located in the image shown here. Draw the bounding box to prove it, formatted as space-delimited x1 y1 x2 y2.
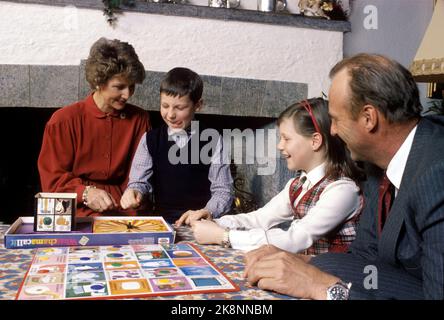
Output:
38 94 150 217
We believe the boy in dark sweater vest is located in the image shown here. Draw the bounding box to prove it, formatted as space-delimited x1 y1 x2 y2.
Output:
120 67 234 224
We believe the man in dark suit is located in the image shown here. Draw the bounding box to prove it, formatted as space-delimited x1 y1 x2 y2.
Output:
244 53 444 299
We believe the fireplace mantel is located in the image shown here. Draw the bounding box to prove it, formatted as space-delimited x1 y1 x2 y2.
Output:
0 0 346 114
5 0 350 32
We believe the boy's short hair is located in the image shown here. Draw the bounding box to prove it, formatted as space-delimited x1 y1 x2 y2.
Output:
160 67 203 104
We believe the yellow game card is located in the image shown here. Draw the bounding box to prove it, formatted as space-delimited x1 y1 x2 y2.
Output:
109 279 151 295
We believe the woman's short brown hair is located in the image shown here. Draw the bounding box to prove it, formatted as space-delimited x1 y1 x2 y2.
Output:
85 37 146 89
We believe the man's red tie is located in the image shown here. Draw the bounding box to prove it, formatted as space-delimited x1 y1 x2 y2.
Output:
378 173 395 234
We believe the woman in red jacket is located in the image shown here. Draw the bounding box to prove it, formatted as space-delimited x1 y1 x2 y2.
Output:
38 38 151 217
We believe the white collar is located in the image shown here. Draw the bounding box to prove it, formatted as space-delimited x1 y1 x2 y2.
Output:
300 162 326 188
167 126 196 137
386 125 418 190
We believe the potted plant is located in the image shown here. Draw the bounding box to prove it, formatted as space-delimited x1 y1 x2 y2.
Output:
102 0 135 25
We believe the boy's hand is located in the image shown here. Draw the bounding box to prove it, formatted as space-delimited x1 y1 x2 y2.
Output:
175 209 212 227
190 220 225 245
120 188 143 210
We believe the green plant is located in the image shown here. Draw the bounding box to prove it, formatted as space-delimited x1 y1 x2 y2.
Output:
102 0 135 26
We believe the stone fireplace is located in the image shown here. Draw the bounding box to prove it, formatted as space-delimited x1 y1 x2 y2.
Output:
0 0 350 223
0 67 303 223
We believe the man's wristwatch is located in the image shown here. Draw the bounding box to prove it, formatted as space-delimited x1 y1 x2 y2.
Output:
221 228 231 248
326 280 352 300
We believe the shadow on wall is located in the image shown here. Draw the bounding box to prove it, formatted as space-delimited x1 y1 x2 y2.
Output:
0 108 274 224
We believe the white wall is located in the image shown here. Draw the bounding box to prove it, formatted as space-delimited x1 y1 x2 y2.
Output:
0 1 344 98
343 0 435 109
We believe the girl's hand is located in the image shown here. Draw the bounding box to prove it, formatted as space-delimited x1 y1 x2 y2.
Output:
190 220 225 245
175 209 212 227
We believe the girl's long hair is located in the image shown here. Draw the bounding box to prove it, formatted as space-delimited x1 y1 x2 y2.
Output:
277 97 363 183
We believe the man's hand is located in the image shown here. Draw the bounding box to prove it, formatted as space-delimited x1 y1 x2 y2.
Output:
86 187 118 212
243 244 283 278
120 188 143 210
245 247 339 300
175 209 212 227
190 219 225 245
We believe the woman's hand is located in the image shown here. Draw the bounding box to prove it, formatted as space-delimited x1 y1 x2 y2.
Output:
85 187 118 212
175 209 212 227
190 220 225 245
120 188 143 209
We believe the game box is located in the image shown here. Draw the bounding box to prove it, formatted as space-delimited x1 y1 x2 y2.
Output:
4 216 175 249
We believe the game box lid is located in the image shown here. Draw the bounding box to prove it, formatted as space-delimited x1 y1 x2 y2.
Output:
34 192 77 233
4 216 176 249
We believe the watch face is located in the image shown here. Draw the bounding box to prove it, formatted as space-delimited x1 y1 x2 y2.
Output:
328 284 349 300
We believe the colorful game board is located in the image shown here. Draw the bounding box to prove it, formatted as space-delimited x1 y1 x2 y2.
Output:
16 243 239 300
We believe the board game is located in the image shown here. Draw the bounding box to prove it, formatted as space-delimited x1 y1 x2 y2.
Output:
16 242 239 300
4 217 175 249
93 218 169 233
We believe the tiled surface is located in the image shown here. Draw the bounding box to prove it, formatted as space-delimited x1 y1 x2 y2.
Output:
200 74 222 114
0 65 29 107
30 65 79 108
131 70 165 111
78 59 91 100
262 80 308 117
1 64 307 118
